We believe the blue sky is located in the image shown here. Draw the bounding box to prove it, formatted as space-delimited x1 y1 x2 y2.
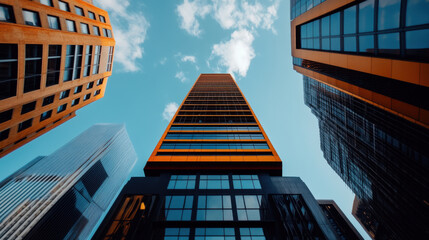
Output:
0 0 369 238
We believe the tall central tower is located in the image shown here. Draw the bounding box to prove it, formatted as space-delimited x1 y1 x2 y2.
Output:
145 74 282 176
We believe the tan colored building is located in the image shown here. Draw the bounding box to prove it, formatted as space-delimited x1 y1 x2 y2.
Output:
0 0 115 157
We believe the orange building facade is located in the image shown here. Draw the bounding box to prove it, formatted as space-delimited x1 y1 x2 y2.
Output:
144 74 282 176
291 0 429 128
0 0 115 157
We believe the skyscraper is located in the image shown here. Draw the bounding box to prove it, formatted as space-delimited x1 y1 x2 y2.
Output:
0 0 115 157
0 124 137 240
93 74 350 240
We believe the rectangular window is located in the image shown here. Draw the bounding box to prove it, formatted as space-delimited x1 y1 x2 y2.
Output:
359 0 375 33
71 98 80 106
359 35 374 53
106 46 114 71
75 6 84 16
159 142 270 150
21 101 36 114
23 10 41 27
344 5 356 34
80 23 89 34
164 228 190 239
236 195 263 221
232 175 261 189
83 45 92 77
59 89 70 99
18 119 33 132
0 44 18 100
0 4 15 23
103 28 112 38
331 37 340 51
378 32 400 54
57 103 67 113
94 89 101 96
164 195 193 221
92 46 101 74
344 36 357 52
88 11 96 20
406 0 429 26
24 44 42 93
330 12 340 36
66 19 76 32
42 95 54 106
96 78 104 85
240 228 266 239
378 0 400 30
93 26 100 36
86 81 94 89
167 175 196 189
74 85 82 94
197 195 233 221
64 45 83 81
199 175 229 189
195 228 235 239
0 129 10 141
40 0 53 6
46 45 61 86
99 15 106 23
47 15 60 29
0 109 13 123
321 16 329 37
83 93 90 101
40 110 52 121
406 29 429 59
58 1 70 11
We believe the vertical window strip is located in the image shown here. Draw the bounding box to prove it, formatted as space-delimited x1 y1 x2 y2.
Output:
92 46 101 75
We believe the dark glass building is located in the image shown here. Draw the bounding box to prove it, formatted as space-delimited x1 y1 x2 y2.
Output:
93 74 346 240
304 76 429 239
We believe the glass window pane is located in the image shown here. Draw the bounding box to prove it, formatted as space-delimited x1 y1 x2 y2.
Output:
406 29 429 58
224 210 233 220
406 0 429 26
359 35 374 53
23 10 40 27
47 15 60 29
307 38 313 49
66 20 76 32
344 5 356 34
330 12 340 36
246 210 261 220
378 33 400 54
307 22 313 38
235 195 245 208
170 196 185 208
313 20 319 37
0 4 15 23
59 1 69 11
40 0 53 6
241 180 254 189
314 38 320 49
378 0 401 30
322 38 330 50
207 196 222 208
344 36 357 52
167 210 182 221
237 210 247 220
359 0 375 33
331 37 340 51
244 195 259 208
301 24 307 38
206 210 223 220
198 196 206 209
321 16 329 36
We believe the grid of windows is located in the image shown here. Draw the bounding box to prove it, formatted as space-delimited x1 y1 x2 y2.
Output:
195 228 235 240
168 175 196 189
164 228 190 240
92 46 101 74
232 175 261 189
199 175 229 189
165 133 264 140
46 45 61 86
239 228 265 240
83 45 92 77
24 45 42 93
298 0 429 61
160 142 269 150
197 195 233 221
0 44 17 100
164 195 193 221
236 195 263 221
170 126 260 131
64 45 83 81
291 0 326 20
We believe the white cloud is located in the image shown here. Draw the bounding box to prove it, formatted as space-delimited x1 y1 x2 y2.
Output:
211 29 255 77
162 102 179 121
177 0 211 36
96 0 149 72
181 55 196 63
175 71 188 82
160 57 167 65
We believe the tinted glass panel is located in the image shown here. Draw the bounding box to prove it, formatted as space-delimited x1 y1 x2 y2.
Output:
313 20 320 37
378 33 400 54
331 37 340 51
321 16 329 36
359 0 375 33
0 4 15 23
406 29 429 58
330 12 340 36
359 35 374 53
23 10 40 27
344 5 356 34
322 38 330 50
406 0 429 26
378 0 401 30
47 15 60 29
344 36 357 52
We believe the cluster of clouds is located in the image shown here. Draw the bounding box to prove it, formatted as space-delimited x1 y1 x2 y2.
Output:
177 0 279 77
162 102 179 121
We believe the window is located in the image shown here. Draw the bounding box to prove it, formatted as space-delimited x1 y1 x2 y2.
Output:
195 228 235 239
0 44 18 100
406 29 429 58
99 15 106 23
71 98 80 106
66 19 76 32
359 0 375 33
103 28 112 37
93 26 100 36
46 45 61 86
169 126 260 131
83 93 90 101
57 103 67 113
160 142 270 150
21 101 36 114
82 45 93 77
343 5 356 34
164 195 193 221
197 195 233 221
106 46 114 71
59 89 70 99
167 175 196 189
240 228 265 239
18 119 33 132
80 23 89 34
321 16 329 37
330 12 340 36
199 175 229 189
74 85 82 94
42 95 54 106
88 11 96 20
47 15 60 30
0 109 13 123
0 129 10 141
94 89 101 96
359 35 374 53
58 1 70 11
164 228 190 239
378 0 400 30
86 81 94 89
406 0 429 26
232 175 261 189
0 4 15 23
64 45 83 81
40 110 52 121
24 45 42 93
96 78 104 85
236 195 263 221
92 46 101 74
75 6 84 16
23 10 41 27
344 36 357 52
40 0 53 6
378 33 400 54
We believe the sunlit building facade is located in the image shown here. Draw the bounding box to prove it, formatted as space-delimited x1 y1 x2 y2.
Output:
0 124 137 240
92 74 354 240
0 0 115 157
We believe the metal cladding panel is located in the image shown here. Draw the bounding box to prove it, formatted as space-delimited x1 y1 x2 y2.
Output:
144 74 282 175
0 124 137 240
